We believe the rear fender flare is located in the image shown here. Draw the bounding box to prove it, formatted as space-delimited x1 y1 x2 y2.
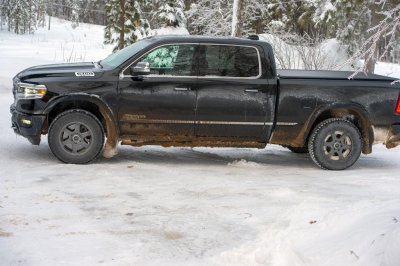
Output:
300 102 374 154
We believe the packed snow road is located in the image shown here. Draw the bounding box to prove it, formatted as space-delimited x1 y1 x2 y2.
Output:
0 90 400 266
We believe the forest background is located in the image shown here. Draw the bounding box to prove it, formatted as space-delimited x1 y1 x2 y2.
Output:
1 0 399 74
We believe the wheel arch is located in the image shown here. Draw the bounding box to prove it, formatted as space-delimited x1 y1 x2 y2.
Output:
44 94 119 158
301 103 374 154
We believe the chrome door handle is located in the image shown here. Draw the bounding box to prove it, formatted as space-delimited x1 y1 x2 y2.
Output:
244 89 259 93
174 87 190 91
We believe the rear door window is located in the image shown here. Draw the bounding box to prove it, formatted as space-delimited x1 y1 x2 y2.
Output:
199 45 260 78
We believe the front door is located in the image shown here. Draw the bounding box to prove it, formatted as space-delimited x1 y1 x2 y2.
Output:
118 44 198 144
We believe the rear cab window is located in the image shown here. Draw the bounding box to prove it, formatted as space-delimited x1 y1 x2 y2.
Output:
199 44 261 78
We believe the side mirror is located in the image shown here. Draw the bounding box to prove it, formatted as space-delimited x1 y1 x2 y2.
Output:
131 61 150 76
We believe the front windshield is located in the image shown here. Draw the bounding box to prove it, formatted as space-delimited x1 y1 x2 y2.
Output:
100 39 152 69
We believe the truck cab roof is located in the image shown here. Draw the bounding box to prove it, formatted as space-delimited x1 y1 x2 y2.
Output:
143 35 264 46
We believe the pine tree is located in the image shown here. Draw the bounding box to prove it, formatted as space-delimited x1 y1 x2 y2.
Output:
0 0 8 30
334 1 400 73
264 0 315 36
80 0 107 26
186 0 273 36
186 0 232 36
71 0 80 29
1 0 40 34
156 0 186 28
36 0 46 28
104 0 146 51
8 0 32 34
135 18 152 39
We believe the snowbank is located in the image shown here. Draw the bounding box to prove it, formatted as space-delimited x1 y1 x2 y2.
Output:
259 34 351 71
0 17 113 90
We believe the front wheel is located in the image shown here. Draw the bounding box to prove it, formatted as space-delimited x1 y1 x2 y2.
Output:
48 109 105 164
308 118 362 170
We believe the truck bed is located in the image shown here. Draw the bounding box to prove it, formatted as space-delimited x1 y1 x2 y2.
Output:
277 69 396 82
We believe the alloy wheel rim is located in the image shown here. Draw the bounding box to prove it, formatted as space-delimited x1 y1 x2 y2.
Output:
323 130 352 161
60 122 92 154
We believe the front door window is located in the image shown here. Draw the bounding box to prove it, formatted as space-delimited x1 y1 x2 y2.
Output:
138 44 197 76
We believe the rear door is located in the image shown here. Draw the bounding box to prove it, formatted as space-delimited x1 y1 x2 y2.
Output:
195 44 273 141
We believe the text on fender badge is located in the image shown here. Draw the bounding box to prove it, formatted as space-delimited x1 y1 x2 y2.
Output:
75 72 95 77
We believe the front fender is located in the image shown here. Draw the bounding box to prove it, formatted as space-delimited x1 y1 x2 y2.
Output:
44 93 119 158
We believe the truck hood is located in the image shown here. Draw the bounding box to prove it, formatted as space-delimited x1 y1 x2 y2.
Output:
16 62 103 81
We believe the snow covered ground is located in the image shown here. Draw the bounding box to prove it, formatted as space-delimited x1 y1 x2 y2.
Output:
1 20 400 266
0 17 113 92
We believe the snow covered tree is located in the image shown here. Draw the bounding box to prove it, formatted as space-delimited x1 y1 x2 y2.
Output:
82 0 107 26
323 0 399 73
36 0 46 28
0 1 5 30
0 0 44 33
156 0 186 28
187 0 271 37
135 18 152 39
264 0 317 36
71 0 80 29
104 0 147 51
186 0 231 36
338 2 400 76
4 0 36 34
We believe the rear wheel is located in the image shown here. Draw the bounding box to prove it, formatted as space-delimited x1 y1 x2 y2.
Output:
308 118 362 170
48 109 104 164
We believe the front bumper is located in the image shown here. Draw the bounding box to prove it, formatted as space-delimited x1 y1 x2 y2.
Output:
10 104 46 145
386 124 400 149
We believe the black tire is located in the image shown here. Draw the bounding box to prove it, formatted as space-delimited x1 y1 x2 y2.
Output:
308 118 362 170
48 109 105 164
287 146 309 154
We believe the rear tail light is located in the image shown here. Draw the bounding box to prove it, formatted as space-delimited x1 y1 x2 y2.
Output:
396 95 400 115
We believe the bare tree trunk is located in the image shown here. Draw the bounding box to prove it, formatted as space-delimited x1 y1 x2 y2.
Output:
28 0 32 34
48 0 53 31
364 2 381 74
118 0 125 50
365 56 376 73
231 0 244 37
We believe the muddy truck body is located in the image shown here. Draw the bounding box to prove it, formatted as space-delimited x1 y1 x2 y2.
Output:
10 35 400 169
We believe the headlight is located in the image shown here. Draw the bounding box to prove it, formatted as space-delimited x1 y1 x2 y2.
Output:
16 82 47 99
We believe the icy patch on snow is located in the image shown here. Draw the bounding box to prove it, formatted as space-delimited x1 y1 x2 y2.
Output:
228 159 261 167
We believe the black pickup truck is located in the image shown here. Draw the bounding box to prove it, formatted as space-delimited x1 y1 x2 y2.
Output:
10 35 400 170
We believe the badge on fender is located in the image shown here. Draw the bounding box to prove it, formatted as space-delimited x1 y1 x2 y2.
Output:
75 72 95 77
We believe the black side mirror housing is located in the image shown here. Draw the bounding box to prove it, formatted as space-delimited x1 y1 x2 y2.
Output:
130 61 151 76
